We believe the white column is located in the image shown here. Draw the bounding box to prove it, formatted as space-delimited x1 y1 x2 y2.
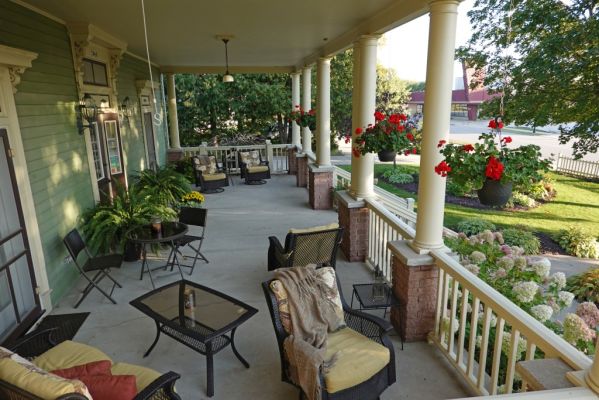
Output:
316 57 331 166
350 36 379 199
291 72 301 148
166 73 181 149
301 66 312 154
413 0 460 250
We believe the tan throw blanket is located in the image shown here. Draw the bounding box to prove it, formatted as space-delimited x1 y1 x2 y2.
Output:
274 265 344 400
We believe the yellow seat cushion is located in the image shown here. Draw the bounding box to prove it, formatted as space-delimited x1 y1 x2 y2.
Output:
0 357 92 399
111 362 162 393
247 165 269 173
203 172 226 181
33 340 112 372
324 328 390 393
289 222 339 234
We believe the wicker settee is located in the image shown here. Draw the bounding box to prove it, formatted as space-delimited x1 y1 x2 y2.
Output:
0 328 181 400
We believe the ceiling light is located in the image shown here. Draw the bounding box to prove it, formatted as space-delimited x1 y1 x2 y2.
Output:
222 38 234 83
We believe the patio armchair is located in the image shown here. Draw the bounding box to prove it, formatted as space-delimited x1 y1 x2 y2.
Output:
262 268 396 400
238 150 271 184
191 155 229 193
1 328 181 400
267 223 343 271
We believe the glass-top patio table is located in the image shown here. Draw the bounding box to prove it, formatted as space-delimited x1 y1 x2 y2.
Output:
130 280 258 397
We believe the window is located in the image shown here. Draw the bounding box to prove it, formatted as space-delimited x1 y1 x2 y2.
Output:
90 122 105 181
451 103 468 118
82 59 108 86
104 120 123 174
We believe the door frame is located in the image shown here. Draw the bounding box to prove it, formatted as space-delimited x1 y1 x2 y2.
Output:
136 80 160 170
0 45 51 311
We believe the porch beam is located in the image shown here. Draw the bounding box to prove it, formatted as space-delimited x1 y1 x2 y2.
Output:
166 73 181 149
301 65 313 155
160 65 294 74
349 35 379 200
316 57 331 166
291 72 301 148
413 0 460 250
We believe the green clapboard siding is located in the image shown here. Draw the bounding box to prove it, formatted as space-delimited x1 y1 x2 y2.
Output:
117 55 169 176
0 0 94 304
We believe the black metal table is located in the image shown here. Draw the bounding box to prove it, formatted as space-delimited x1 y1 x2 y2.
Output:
128 221 188 289
130 280 258 397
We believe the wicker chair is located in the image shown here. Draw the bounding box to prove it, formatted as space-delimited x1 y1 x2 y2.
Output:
1 328 181 400
267 225 343 271
262 276 396 400
238 150 271 184
191 155 229 193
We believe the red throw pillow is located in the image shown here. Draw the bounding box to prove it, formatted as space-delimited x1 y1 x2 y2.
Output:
51 360 112 379
79 374 137 400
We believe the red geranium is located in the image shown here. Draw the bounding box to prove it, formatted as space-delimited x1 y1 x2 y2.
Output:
374 111 385 121
355 127 363 135
485 156 504 180
502 136 512 144
406 133 414 141
434 161 452 177
352 147 361 158
463 144 474 152
488 119 504 130
344 135 351 144
412 148 417 154
438 140 446 148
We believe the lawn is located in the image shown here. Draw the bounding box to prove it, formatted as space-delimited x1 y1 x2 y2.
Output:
339 164 599 239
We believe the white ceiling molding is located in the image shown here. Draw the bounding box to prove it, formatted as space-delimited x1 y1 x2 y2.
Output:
160 65 295 74
0 44 38 93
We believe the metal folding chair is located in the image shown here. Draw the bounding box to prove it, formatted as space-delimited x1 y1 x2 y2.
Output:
63 229 123 308
168 207 208 275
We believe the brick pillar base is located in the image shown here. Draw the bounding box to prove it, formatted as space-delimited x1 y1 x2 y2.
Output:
337 191 369 262
296 154 308 187
388 241 439 342
288 147 298 175
309 166 333 210
167 148 184 162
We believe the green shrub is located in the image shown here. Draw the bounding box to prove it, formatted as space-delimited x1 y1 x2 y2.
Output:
526 182 549 201
512 192 537 208
447 179 473 197
566 268 599 303
456 219 497 236
557 227 599 259
132 166 191 207
502 228 541 254
381 168 414 184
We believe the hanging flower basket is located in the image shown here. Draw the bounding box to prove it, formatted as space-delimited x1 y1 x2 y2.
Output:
377 150 396 162
477 179 513 206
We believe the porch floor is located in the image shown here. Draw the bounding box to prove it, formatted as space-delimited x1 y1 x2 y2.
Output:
52 174 471 399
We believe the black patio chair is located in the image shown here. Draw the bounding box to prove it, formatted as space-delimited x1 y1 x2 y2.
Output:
63 229 123 308
238 150 271 184
262 274 396 400
267 225 343 271
192 155 229 193
167 207 208 275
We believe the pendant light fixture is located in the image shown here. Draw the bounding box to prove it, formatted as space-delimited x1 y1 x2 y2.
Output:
221 38 234 83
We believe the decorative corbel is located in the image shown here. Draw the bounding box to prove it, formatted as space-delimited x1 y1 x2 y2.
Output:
108 49 124 96
0 44 38 93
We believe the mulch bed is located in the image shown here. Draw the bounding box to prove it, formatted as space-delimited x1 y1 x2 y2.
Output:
381 176 568 256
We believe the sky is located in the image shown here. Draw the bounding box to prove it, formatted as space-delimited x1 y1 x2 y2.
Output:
378 0 475 86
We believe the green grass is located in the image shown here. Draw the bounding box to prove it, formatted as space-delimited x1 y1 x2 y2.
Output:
338 164 599 238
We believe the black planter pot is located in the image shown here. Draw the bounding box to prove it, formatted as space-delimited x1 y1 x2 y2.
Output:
377 150 396 162
477 179 513 206
123 241 142 261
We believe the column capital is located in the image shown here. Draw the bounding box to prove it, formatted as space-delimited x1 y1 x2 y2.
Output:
356 34 382 45
428 0 460 13
302 65 313 72
317 56 332 63
290 71 301 77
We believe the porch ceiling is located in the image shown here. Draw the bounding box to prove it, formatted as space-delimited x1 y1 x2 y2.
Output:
21 0 429 72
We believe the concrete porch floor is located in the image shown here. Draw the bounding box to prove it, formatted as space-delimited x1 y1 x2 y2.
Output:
52 174 471 400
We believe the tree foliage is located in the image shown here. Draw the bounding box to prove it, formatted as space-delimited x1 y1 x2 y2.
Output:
457 0 599 158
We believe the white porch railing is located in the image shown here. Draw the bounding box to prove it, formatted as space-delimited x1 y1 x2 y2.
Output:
430 249 592 397
181 141 291 174
554 153 599 180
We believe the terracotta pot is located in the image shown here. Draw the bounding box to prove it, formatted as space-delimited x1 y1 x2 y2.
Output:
377 150 396 162
477 179 513 206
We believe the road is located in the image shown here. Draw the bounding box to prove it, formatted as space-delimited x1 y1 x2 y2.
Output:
333 119 599 163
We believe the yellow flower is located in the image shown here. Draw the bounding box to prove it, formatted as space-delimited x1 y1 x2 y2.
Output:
182 191 204 203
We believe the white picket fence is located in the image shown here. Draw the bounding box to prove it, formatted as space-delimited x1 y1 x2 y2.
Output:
181 141 291 174
554 153 599 180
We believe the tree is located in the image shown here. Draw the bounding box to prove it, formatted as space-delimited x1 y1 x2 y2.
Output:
376 65 411 114
330 49 354 138
457 0 599 158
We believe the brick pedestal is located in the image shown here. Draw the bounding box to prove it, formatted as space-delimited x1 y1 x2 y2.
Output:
167 148 184 162
288 147 298 175
388 241 438 342
308 165 334 210
296 154 308 187
336 191 369 262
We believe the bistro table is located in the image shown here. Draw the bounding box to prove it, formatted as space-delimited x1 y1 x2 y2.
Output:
130 280 258 397
127 221 188 289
